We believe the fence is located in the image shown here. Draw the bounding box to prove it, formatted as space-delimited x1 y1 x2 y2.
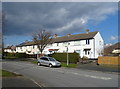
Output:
98 56 120 65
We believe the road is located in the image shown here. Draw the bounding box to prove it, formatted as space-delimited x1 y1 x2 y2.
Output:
2 61 119 87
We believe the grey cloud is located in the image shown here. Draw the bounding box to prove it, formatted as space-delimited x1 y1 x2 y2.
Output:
3 2 117 36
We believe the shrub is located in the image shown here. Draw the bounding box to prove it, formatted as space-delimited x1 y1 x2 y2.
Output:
4 52 29 58
15 53 28 58
52 53 80 63
82 56 89 60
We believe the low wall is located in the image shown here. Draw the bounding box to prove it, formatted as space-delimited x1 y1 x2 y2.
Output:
98 56 120 65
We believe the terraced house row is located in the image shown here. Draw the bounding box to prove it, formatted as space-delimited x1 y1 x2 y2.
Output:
4 31 104 59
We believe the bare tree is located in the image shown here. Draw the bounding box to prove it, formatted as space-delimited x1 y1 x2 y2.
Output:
32 29 53 55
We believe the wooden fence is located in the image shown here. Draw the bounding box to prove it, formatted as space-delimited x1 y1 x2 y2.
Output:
98 56 120 65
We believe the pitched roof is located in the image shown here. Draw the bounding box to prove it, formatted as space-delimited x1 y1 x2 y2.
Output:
52 31 98 43
16 31 98 47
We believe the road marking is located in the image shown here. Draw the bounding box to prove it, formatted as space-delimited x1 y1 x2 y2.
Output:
72 72 112 80
4 62 112 80
49 69 112 80
29 78 44 88
37 67 112 80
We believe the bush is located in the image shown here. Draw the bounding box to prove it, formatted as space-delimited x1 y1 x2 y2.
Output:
82 56 89 60
4 52 29 58
52 53 80 63
15 53 28 58
80 56 91 64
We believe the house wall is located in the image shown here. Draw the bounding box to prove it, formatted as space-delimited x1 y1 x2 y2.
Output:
43 38 95 58
93 32 104 58
11 32 104 59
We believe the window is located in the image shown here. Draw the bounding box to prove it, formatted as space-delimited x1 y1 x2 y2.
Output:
85 50 87 55
86 39 90 44
68 43 70 45
57 43 59 46
84 49 91 55
41 57 48 61
99 41 102 45
75 50 81 54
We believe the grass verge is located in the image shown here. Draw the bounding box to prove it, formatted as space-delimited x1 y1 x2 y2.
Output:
61 63 78 68
4 56 18 59
31 60 38 64
0 69 22 77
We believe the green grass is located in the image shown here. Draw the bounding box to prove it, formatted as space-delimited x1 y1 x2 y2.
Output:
61 63 78 68
0 69 22 77
4 56 18 59
31 60 38 64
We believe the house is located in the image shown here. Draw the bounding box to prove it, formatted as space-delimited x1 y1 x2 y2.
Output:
104 42 120 56
4 45 16 53
14 31 104 59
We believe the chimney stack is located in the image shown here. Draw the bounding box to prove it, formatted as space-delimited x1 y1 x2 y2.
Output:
86 29 89 34
67 34 71 37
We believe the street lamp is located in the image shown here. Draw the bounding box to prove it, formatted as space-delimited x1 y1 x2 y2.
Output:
66 34 70 66
66 46 69 66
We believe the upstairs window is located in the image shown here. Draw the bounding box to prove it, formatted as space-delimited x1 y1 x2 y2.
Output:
99 41 102 45
57 43 59 46
86 39 90 44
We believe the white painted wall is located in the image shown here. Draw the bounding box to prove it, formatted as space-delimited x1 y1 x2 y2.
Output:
93 32 104 58
9 32 104 59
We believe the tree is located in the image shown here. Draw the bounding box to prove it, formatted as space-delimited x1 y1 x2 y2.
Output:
32 29 53 55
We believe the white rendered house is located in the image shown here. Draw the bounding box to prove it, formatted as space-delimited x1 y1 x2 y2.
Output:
14 31 104 59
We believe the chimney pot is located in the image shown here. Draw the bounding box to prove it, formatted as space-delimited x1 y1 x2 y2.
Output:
86 29 89 34
67 34 71 37
54 34 58 38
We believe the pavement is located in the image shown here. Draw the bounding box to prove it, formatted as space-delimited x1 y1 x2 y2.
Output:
2 61 119 87
2 76 41 88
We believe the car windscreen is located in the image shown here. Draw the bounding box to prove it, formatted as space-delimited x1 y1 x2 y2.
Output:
49 57 56 61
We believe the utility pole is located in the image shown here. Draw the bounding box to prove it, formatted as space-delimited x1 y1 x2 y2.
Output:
66 46 69 66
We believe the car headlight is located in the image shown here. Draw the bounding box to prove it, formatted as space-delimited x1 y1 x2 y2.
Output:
51 62 56 65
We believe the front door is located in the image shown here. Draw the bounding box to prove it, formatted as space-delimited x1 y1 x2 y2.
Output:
84 49 91 58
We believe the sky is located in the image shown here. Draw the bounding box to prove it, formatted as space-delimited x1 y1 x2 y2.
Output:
2 2 119 47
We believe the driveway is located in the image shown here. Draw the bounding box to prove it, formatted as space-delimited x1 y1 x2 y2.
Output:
2 61 119 87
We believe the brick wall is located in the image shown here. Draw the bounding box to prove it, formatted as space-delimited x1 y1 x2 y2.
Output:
98 56 120 65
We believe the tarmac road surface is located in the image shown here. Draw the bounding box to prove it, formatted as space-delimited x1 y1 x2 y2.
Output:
2 61 119 87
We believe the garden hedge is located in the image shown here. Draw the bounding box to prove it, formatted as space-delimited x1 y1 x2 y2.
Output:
52 53 80 63
4 52 29 58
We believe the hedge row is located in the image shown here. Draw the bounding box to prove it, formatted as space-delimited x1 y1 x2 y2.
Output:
3 52 36 58
52 53 80 63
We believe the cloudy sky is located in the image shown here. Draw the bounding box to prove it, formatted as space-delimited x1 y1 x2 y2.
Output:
2 2 118 46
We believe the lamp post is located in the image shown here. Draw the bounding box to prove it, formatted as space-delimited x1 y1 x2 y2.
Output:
66 46 69 66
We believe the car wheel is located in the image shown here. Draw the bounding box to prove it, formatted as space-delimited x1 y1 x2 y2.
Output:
37 62 41 66
49 64 52 68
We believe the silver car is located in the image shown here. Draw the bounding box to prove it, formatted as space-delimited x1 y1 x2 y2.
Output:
37 56 61 67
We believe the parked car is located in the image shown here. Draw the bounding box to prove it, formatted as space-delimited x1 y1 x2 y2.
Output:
37 56 61 67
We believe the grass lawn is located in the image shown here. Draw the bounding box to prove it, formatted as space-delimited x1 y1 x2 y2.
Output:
31 60 38 64
0 69 22 77
4 56 18 59
61 63 78 68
